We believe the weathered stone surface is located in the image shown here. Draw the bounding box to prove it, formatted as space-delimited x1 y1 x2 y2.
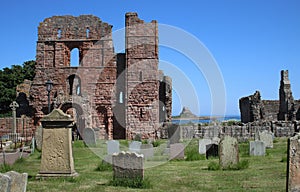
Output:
199 139 212 154
129 141 142 153
35 125 43 151
27 13 171 141
219 136 239 169
239 70 300 123
112 151 144 180
107 140 120 155
249 141 265 156
0 174 11 192
167 124 181 145
287 133 300 192
83 128 96 146
169 143 185 160
140 144 154 159
257 130 273 148
278 70 295 121
4 171 27 192
37 109 78 178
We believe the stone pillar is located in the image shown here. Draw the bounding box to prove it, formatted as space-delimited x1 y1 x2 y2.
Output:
287 133 300 191
278 70 295 121
37 109 78 178
9 101 19 134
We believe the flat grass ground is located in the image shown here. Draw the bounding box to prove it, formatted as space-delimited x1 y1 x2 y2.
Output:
1 138 288 192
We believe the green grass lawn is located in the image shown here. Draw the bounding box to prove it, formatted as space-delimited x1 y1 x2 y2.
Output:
1 138 288 192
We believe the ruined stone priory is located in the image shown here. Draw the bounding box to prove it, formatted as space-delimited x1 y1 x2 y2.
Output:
239 70 300 123
28 13 172 140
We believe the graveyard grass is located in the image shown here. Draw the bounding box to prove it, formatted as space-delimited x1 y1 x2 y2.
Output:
5 138 287 192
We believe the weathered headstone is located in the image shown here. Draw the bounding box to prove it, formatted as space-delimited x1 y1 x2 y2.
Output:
258 130 273 148
129 141 142 153
107 140 120 155
4 171 27 192
0 174 11 192
35 125 43 151
249 141 265 156
287 133 300 191
219 136 239 169
206 144 219 159
140 144 154 159
83 128 96 146
112 151 144 180
168 124 181 145
199 139 212 154
169 143 185 160
37 109 78 178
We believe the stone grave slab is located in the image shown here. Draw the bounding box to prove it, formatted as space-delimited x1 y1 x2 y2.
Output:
140 144 154 159
199 139 212 154
129 141 142 153
37 109 78 178
83 128 96 146
287 133 300 191
219 136 239 169
107 140 120 155
258 130 273 148
112 151 144 180
169 143 185 160
249 141 265 156
0 174 11 192
4 171 27 192
206 144 219 159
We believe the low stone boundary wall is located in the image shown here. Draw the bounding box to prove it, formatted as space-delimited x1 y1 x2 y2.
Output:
161 120 298 141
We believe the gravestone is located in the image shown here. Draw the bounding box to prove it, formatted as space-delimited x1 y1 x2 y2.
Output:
129 141 142 153
257 130 273 148
249 141 265 156
37 109 78 178
112 151 144 180
206 144 219 159
4 171 27 192
219 136 239 169
287 133 300 191
168 124 181 145
140 144 154 159
169 143 185 160
83 128 96 146
35 125 43 151
107 140 120 155
199 139 212 154
0 174 11 192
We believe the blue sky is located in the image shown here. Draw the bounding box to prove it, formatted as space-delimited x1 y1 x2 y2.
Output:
1 0 300 116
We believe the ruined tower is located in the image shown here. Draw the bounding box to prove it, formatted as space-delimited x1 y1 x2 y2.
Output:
29 13 172 140
278 70 295 121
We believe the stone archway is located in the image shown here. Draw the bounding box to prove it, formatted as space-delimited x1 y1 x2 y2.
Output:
60 102 85 139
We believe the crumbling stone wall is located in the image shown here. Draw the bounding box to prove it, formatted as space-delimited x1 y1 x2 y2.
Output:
125 12 159 139
29 13 171 140
239 70 300 123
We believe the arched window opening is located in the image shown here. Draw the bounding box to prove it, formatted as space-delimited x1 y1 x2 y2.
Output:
119 92 123 103
57 29 62 39
70 48 80 67
139 71 143 82
68 75 81 96
86 27 90 38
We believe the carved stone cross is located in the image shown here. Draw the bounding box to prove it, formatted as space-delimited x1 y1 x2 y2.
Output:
9 101 19 133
